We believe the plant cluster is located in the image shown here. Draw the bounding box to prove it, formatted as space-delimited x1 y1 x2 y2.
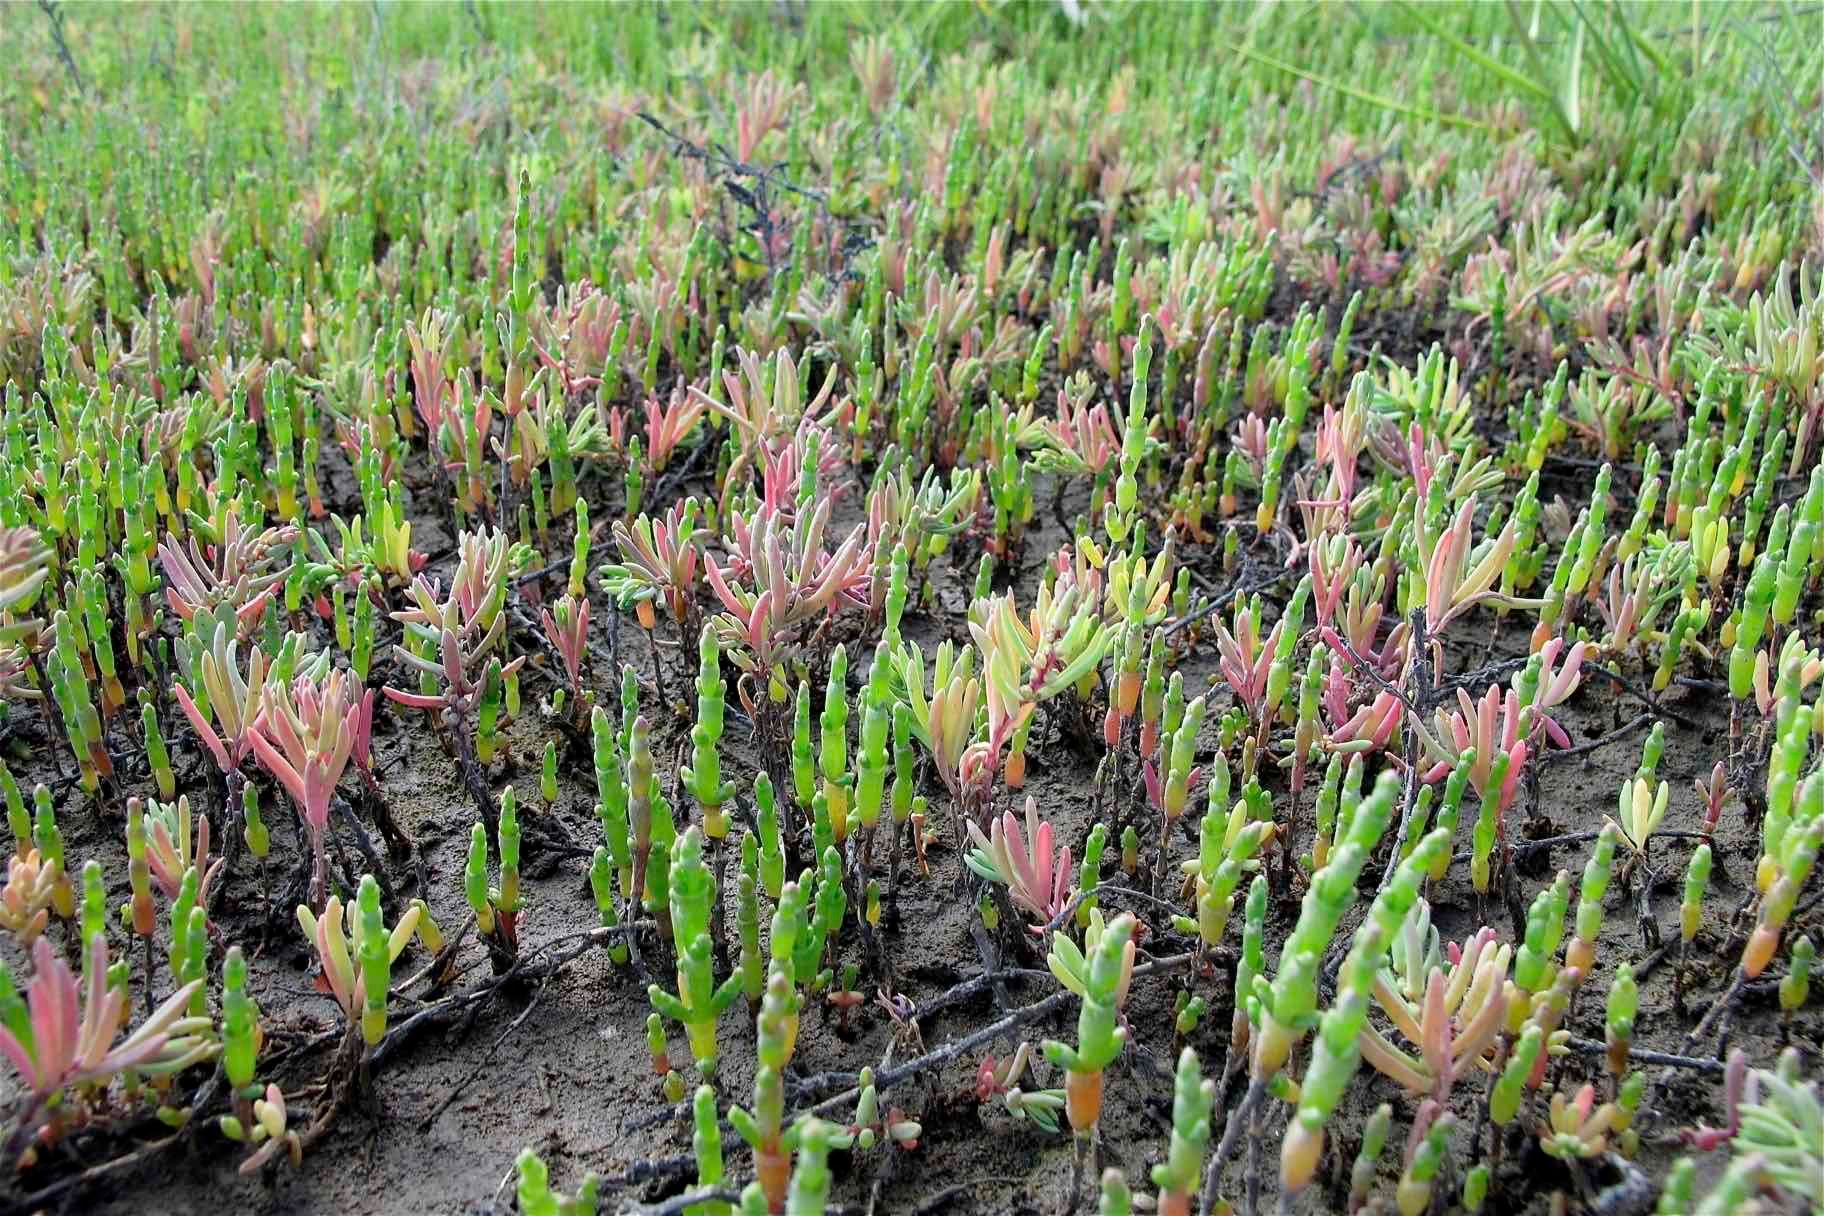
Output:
0 3 1819 1213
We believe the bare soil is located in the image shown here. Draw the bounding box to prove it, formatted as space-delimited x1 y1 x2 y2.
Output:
2 367 1813 1216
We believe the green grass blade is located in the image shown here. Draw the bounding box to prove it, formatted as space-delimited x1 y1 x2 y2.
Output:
1563 0 1641 101
1220 39 1488 132
1565 12 1585 135
1400 0 1556 102
1499 0 1580 141
1605 0 1661 82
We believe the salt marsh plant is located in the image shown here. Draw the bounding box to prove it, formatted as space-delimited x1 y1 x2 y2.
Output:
0 3 1817 1213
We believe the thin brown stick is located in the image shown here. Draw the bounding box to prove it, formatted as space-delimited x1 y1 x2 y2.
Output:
1375 610 1433 900
1558 1036 1725 1074
634 1189 749 1216
1540 711 1654 764
1202 1076 1268 1216
1164 568 1293 640
1583 665 1699 729
10 1126 180 1211
390 912 478 996
1038 880 1190 936
373 922 643 1069
791 953 1195 1122
417 974 550 1131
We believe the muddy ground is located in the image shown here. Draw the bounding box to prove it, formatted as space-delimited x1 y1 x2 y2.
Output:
2 349 1816 1216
